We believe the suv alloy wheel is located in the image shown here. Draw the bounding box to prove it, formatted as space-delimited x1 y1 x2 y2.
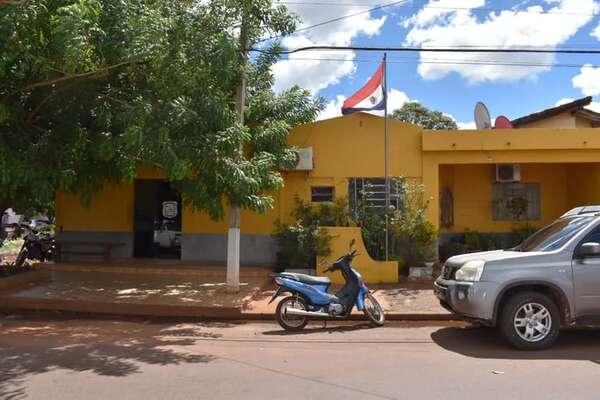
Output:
499 291 560 350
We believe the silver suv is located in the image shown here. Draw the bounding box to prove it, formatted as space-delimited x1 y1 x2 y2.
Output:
435 206 600 350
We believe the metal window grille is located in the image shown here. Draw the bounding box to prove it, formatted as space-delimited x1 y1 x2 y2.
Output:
492 182 540 221
348 177 403 218
311 186 334 202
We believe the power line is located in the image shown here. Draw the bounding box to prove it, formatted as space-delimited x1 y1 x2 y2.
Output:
261 0 410 42
278 56 599 69
251 45 600 55
276 1 600 17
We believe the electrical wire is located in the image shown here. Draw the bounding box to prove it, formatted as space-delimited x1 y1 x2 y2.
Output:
251 45 600 55
276 1 600 17
278 56 599 69
260 0 410 42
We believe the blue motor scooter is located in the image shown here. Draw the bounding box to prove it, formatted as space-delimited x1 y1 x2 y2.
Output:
269 241 385 331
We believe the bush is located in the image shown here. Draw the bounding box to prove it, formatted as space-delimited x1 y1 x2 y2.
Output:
273 197 338 269
483 233 504 250
464 229 481 251
391 180 437 269
355 207 386 260
273 220 331 269
439 239 467 263
510 223 538 247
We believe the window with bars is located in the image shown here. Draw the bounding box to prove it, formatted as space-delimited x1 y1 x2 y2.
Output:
348 177 403 218
311 186 334 203
492 182 540 221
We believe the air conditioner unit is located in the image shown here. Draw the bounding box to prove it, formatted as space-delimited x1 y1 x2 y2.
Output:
293 147 313 171
496 164 521 182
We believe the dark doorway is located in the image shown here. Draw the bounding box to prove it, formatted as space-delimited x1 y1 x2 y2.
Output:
134 180 182 259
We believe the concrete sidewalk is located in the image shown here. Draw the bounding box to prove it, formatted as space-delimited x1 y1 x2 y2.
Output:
0 264 454 321
0 264 268 319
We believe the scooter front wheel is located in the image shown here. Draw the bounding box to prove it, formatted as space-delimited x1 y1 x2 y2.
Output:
363 293 385 326
276 296 309 331
14 248 28 269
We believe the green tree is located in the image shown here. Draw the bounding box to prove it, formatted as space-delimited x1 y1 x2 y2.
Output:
0 0 322 221
391 102 458 130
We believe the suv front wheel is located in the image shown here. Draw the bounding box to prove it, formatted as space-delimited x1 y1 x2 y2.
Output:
499 291 560 350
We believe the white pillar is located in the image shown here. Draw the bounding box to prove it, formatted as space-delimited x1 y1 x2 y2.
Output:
227 207 240 291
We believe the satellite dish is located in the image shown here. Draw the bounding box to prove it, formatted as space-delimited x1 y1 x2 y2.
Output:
474 102 492 130
494 115 513 129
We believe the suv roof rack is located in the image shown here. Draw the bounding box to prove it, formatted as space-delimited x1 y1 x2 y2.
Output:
561 206 600 218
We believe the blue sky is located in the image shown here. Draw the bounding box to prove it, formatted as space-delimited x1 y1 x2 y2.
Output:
271 0 600 127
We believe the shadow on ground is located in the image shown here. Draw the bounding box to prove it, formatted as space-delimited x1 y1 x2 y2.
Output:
432 326 600 362
0 315 223 400
262 322 377 336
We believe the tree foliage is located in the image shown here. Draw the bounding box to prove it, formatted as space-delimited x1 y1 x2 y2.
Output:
0 0 323 218
391 102 457 130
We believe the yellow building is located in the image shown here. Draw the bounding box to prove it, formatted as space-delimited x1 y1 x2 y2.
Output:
55 104 600 281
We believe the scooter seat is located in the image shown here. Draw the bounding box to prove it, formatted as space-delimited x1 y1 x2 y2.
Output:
279 272 331 285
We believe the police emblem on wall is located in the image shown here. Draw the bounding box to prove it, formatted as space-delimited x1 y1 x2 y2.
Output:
162 201 178 219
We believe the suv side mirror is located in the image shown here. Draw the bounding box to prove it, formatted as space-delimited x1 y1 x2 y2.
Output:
580 242 600 258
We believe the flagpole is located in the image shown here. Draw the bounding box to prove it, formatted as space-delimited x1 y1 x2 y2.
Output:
383 52 389 261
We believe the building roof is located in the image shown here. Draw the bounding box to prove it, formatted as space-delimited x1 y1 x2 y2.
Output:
511 96 600 127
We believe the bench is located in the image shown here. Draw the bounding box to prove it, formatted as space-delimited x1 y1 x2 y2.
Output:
55 241 126 263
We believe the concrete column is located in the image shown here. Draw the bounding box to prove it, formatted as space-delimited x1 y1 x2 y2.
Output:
422 156 440 231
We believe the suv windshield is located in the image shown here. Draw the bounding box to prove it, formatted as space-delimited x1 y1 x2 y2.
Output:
516 216 595 252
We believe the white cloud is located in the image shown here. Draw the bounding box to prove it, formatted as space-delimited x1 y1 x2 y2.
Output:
404 0 599 83
317 89 411 120
587 102 600 113
317 95 346 121
386 89 411 113
457 121 477 130
572 65 600 96
556 98 574 106
272 3 387 94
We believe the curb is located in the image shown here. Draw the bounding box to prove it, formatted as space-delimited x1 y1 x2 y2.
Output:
0 297 242 319
0 298 460 322
0 269 50 291
240 312 461 322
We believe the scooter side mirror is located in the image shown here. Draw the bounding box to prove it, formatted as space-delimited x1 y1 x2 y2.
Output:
349 238 356 250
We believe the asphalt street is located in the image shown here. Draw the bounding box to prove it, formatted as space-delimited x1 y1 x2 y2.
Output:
1 315 600 399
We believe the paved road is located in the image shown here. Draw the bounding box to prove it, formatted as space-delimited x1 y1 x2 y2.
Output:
1 315 600 400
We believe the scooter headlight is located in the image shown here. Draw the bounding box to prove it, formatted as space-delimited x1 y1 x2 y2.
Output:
455 260 485 282
274 277 283 285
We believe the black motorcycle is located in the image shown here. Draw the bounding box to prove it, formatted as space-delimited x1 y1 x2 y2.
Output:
14 223 55 268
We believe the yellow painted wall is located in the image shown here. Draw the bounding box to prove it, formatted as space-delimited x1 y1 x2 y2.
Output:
515 111 593 129
438 163 569 233
517 112 576 129
182 113 425 235
422 127 600 231
316 227 398 284
55 164 165 232
55 183 134 232
565 164 600 208
288 113 423 179
55 115 600 254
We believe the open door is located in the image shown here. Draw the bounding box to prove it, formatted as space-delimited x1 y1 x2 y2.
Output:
134 180 181 259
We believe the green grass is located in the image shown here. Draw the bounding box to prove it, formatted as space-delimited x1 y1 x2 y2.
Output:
0 239 24 256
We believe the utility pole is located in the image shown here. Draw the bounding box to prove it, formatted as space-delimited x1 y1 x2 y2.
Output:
227 15 248 292
383 53 389 261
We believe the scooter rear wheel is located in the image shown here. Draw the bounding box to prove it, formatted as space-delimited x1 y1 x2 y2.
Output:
276 296 309 331
363 293 385 326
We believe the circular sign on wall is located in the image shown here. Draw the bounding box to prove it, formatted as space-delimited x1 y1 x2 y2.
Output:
162 201 178 219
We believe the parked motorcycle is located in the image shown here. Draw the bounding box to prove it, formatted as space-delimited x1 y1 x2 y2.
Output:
14 223 55 268
269 241 385 331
